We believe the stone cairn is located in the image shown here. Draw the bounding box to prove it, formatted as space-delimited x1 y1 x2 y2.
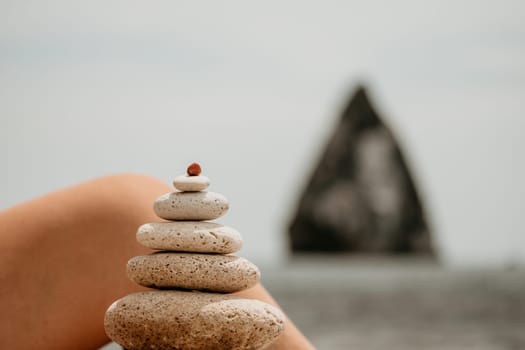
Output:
104 163 285 350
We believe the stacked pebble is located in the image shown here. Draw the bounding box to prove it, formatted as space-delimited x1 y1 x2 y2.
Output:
104 163 285 350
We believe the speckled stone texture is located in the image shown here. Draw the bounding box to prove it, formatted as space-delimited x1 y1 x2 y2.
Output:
105 170 285 349
173 175 210 192
154 191 229 221
104 291 285 350
127 253 260 292
137 221 242 253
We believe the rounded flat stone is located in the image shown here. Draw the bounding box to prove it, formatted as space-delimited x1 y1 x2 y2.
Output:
154 191 229 221
173 175 210 192
137 221 242 253
104 291 285 350
127 253 260 293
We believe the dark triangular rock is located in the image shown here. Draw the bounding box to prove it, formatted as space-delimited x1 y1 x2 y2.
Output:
288 86 433 254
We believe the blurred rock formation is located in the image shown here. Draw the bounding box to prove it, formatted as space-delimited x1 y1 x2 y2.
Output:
289 86 433 254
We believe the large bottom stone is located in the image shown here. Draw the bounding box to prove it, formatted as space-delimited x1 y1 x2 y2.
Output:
104 291 285 350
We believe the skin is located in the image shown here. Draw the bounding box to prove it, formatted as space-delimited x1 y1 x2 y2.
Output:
0 174 314 350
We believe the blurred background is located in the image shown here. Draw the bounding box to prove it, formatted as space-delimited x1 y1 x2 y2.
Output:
1 1 524 349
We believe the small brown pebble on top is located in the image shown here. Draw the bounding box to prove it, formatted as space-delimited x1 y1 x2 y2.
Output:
187 162 202 176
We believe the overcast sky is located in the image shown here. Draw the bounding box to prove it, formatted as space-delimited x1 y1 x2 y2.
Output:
1 0 524 266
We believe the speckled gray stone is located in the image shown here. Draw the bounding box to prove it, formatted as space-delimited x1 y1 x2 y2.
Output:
173 175 210 192
154 191 229 221
104 291 285 350
127 253 260 293
137 221 242 253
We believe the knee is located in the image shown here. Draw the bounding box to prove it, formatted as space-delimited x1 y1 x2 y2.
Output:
81 173 172 221
70 174 172 228
2 173 172 248
93 173 171 200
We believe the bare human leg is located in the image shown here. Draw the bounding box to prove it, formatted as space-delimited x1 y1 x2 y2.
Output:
0 174 314 349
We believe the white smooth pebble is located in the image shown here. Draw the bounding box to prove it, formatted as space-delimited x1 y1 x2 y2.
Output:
172 175 210 192
154 191 229 221
137 221 242 253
